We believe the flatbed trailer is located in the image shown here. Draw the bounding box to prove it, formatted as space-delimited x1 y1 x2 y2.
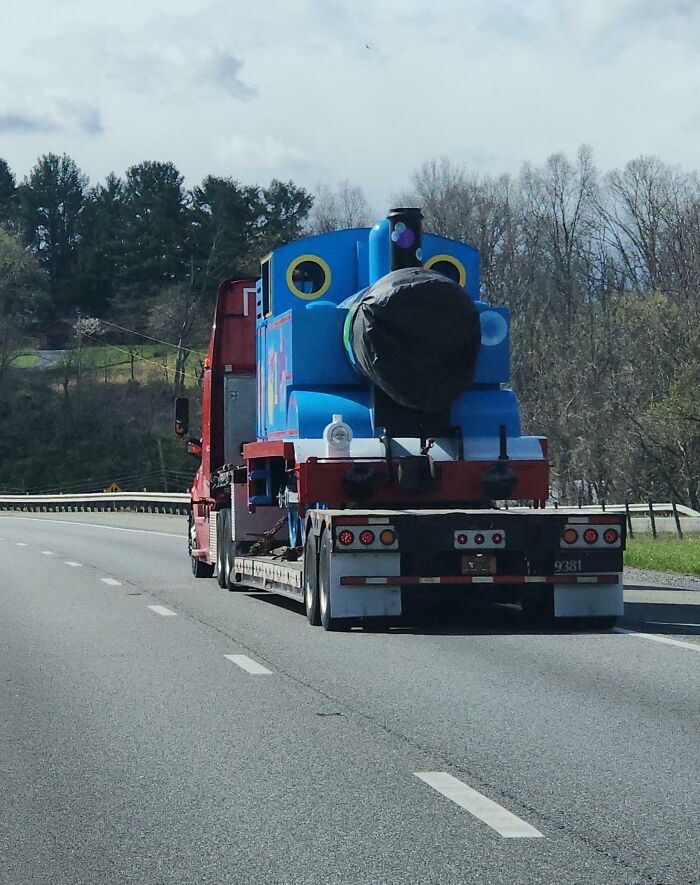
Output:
223 503 625 631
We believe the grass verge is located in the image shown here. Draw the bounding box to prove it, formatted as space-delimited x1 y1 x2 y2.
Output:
624 533 700 576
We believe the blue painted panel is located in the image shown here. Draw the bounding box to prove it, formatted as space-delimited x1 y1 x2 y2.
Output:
290 390 372 439
450 388 522 438
290 303 356 386
259 304 362 439
262 228 371 319
259 313 292 437
473 304 510 384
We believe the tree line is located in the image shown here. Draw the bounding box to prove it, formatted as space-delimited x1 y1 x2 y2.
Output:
1 148 698 507
400 150 700 508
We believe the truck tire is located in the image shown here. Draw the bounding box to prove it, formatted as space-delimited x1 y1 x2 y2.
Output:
225 536 244 591
577 616 619 631
318 530 349 631
216 510 231 588
189 511 214 578
304 531 321 626
520 592 555 627
192 555 215 578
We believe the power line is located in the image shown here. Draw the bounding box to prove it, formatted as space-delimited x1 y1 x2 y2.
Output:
82 334 202 382
96 318 209 358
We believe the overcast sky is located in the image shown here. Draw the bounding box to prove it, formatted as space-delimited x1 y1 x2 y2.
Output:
2 0 699 205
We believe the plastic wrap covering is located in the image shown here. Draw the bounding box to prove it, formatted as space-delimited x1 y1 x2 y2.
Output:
344 267 481 411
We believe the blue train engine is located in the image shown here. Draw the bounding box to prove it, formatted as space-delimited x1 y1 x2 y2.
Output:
245 206 549 546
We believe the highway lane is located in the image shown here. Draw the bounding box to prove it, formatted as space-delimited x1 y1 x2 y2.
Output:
1 512 698 885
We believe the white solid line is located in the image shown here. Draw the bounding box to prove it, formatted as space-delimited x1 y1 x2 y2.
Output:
414 772 544 839
100 577 122 586
647 621 700 628
1 515 181 538
147 604 177 617
224 654 273 675
614 627 700 652
65 561 82 567
41 550 54 555
15 542 28 546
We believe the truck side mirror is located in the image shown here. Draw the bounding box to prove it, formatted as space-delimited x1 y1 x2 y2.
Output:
174 396 189 437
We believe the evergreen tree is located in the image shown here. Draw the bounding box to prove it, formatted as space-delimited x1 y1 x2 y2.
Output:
19 153 87 312
76 173 125 315
0 159 18 229
119 161 189 302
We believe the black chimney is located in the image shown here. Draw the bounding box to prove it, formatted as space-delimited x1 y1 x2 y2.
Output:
387 207 423 271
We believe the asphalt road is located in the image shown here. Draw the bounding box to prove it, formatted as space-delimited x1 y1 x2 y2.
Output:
1 512 698 885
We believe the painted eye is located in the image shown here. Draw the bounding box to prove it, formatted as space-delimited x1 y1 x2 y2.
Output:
425 254 467 287
287 255 331 300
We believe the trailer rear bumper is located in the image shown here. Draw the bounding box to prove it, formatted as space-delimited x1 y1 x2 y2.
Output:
339 574 620 586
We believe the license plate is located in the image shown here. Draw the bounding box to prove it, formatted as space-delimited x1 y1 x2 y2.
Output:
461 554 496 576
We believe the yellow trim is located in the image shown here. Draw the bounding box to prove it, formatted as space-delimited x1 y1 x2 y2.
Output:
286 254 331 300
425 253 467 288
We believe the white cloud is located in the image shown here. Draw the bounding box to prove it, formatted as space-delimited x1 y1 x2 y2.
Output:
0 0 699 205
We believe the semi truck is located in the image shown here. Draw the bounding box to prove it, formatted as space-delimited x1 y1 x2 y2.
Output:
176 208 625 630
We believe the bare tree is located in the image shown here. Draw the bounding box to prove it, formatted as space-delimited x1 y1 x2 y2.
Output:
307 181 373 233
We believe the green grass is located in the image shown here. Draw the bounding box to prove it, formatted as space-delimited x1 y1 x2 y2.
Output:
624 533 700 576
11 353 39 368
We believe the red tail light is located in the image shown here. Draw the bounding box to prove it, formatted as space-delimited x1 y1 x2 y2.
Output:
583 528 598 544
492 533 503 544
338 530 354 546
456 533 468 545
604 528 619 544
359 530 375 546
474 533 485 545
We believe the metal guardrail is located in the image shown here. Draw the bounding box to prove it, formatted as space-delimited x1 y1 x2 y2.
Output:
0 491 189 515
511 503 700 517
0 492 698 521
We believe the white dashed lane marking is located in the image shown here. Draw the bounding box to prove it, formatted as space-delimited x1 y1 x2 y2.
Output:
147 605 177 617
224 654 272 675
15 542 28 547
100 577 122 586
41 551 54 556
414 772 544 839
65 561 82 567
614 627 700 652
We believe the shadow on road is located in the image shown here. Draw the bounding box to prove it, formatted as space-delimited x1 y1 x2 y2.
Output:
623 600 700 635
243 590 635 637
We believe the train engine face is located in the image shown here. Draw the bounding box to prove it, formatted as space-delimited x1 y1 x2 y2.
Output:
252 208 547 507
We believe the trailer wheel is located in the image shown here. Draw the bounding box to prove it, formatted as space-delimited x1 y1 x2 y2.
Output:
318 530 349 632
304 532 321 626
577 616 619 631
192 555 215 578
189 511 214 578
520 591 555 627
216 510 231 588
